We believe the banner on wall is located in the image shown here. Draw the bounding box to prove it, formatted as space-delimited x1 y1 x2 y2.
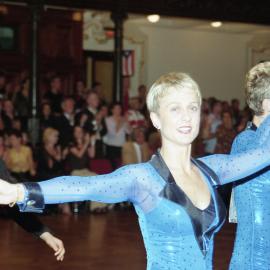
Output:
122 50 135 77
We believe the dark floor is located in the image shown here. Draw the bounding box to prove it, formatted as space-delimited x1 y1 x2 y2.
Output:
0 209 235 270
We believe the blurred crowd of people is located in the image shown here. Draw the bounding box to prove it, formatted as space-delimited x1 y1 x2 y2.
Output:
0 70 253 213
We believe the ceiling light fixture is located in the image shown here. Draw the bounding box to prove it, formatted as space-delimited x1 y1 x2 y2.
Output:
211 21 222 28
147 14 160 23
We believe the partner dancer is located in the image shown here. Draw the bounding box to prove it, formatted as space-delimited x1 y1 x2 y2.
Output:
229 61 270 270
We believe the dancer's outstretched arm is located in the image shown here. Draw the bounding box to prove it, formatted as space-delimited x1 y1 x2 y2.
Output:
199 115 270 185
0 165 138 213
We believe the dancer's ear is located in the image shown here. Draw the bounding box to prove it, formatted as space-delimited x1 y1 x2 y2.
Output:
150 112 161 130
262 99 270 114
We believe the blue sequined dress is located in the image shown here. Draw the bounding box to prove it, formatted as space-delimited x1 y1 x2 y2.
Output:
18 118 270 270
230 121 270 270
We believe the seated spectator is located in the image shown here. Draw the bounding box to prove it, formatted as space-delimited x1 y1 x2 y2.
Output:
55 97 75 148
73 80 87 111
3 130 35 181
66 126 95 175
76 91 107 158
103 102 131 169
215 111 237 154
37 128 64 181
39 103 57 136
43 76 64 115
66 126 95 213
126 97 146 129
122 127 150 165
1 99 16 130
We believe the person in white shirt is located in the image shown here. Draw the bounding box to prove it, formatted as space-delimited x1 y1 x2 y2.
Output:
103 102 131 169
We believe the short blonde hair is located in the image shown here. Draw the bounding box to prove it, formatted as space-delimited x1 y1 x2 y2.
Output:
42 127 58 144
246 61 270 115
146 72 201 113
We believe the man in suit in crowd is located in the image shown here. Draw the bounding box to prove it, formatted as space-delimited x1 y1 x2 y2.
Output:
56 97 75 148
76 91 107 157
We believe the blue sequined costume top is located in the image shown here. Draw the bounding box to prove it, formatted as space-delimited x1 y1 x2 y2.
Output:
18 117 270 270
230 121 270 270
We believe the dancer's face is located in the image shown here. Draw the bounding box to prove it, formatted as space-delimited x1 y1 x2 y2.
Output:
150 88 201 147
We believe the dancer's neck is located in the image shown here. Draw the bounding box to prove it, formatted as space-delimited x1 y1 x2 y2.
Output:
160 141 192 173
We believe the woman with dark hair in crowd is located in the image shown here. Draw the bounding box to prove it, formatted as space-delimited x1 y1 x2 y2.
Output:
39 103 57 134
103 102 131 169
73 80 87 110
67 126 95 174
66 126 95 212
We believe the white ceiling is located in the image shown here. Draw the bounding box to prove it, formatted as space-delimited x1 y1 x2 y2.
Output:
127 14 270 35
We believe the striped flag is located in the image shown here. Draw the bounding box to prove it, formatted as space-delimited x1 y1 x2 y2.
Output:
122 50 135 76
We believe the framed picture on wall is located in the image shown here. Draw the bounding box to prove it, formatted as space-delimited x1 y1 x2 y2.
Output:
0 25 17 51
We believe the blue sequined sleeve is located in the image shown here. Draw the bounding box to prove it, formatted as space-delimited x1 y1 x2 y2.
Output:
199 116 270 185
37 165 137 206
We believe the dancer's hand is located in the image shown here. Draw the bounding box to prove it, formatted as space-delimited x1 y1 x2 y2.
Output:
40 232 65 261
0 180 23 205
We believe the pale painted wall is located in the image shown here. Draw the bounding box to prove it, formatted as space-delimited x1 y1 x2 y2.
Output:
138 25 253 105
